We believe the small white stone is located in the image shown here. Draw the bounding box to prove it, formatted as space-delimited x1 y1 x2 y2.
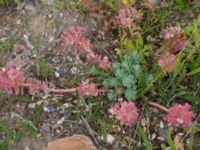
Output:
151 133 156 140
57 117 65 125
49 37 54 42
160 121 164 128
60 13 63 18
28 103 36 109
16 20 21 25
102 134 115 144
55 71 60 77
63 103 70 108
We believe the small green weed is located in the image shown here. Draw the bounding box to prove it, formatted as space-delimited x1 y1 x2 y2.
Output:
32 105 43 127
38 59 54 79
0 0 8 5
90 52 153 101
0 36 19 52
103 0 120 10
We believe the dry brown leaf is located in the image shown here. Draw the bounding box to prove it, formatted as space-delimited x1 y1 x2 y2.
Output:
45 134 98 150
174 135 184 150
122 0 136 7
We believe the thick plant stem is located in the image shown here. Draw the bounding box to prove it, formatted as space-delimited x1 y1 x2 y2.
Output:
147 101 169 112
47 88 77 93
47 88 107 93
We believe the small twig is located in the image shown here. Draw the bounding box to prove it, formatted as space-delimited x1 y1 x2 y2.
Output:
147 101 169 112
81 116 106 150
133 105 145 140
181 114 200 143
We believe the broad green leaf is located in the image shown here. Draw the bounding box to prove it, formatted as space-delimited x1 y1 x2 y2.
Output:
187 67 200 76
193 31 200 48
168 130 176 150
136 34 144 49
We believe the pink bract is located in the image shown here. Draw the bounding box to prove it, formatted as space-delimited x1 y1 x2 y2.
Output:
87 54 101 63
162 27 182 40
67 26 86 37
77 79 98 97
169 38 187 54
62 32 75 47
62 25 92 53
134 11 143 21
112 8 132 29
0 65 25 95
87 54 111 71
98 56 111 71
0 65 47 96
74 36 92 53
110 102 139 127
141 2 155 11
26 78 47 96
163 103 194 127
158 52 177 73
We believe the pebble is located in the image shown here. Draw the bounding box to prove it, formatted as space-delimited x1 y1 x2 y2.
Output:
28 103 36 109
79 54 87 62
71 67 78 74
48 37 54 42
52 56 62 64
36 92 45 99
151 133 156 140
41 123 51 132
55 68 71 78
101 134 115 144
63 103 70 108
43 105 56 112
158 128 168 141
45 134 97 150
56 117 65 125
23 35 34 49
160 121 164 128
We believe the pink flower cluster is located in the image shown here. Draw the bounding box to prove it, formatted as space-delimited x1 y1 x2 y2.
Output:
0 65 25 95
112 8 132 29
169 38 187 54
112 8 142 29
87 54 111 71
0 65 47 96
163 103 194 127
158 52 177 73
77 79 99 97
62 26 92 53
162 27 182 40
109 102 139 127
141 2 155 11
25 78 47 96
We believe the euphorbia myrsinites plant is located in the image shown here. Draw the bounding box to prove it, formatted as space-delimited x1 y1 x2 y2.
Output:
1 25 194 128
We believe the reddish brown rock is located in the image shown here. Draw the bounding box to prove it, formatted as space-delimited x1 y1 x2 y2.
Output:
45 134 98 150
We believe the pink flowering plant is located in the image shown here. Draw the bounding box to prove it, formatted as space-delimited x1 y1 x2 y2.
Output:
0 65 47 96
112 8 142 29
163 103 194 127
1 7 200 149
109 102 139 127
162 26 182 40
62 25 92 53
158 52 177 73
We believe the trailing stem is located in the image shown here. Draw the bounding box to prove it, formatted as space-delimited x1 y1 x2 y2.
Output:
147 101 169 112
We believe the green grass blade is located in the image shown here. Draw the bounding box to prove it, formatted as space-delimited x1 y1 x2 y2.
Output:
138 127 153 150
168 130 176 150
